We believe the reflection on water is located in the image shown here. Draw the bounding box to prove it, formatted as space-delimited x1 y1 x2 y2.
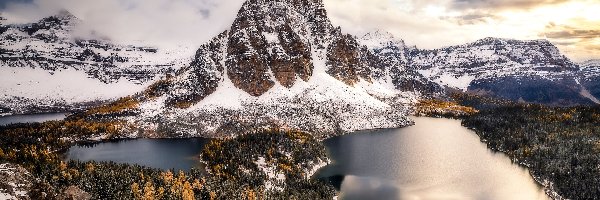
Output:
66 138 210 172
0 113 68 126
318 117 549 200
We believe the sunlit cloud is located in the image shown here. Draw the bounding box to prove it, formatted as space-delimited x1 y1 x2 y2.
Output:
324 0 600 61
1 0 245 48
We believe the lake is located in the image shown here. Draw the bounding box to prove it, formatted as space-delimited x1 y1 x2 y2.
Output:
62 116 550 199
66 138 211 172
0 112 68 126
317 117 549 200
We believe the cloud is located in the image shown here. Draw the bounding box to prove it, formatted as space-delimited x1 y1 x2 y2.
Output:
451 0 569 10
324 0 600 61
1 0 246 48
544 23 600 39
445 11 500 25
539 18 600 61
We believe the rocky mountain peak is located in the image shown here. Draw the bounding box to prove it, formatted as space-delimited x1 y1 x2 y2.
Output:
165 0 431 104
223 0 338 96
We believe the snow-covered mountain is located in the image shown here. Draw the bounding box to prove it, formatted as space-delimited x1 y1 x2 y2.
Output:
0 11 194 114
117 0 420 138
578 60 600 104
363 34 597 105
359 31 443 95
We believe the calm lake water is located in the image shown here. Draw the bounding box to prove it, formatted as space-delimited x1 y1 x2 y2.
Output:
0 113 68 126
61 116 549 199
317 117 549 200
66 138 210 172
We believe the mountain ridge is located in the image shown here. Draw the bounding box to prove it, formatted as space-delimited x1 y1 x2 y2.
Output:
0 11 195 114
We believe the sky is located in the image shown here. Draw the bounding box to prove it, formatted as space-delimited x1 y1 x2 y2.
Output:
0 0 598 61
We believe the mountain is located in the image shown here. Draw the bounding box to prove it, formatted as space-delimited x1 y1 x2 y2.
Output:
116 0 417 138
365 35 598 106
359 31 443 95
578 60 600 104
0 11 193 114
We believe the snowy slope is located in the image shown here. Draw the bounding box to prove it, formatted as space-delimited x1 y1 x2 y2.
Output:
0 67 153 114
129 51 415 138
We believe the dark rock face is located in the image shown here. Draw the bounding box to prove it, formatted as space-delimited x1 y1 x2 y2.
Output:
224 0 329 96
326 34 372 85
582 77 600 100
226 6 275 96
270 23 313 87
579 61 600 101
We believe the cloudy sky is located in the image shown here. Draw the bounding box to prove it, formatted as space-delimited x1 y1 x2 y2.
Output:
1 0 598 61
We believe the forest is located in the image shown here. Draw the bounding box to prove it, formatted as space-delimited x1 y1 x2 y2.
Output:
0 111 334 199
3 91 600 199
455 94 600 199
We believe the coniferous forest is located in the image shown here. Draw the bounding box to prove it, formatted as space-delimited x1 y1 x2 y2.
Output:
457 95 600 199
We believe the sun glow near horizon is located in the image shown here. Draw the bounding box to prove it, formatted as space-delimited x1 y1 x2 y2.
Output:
325 0 600 62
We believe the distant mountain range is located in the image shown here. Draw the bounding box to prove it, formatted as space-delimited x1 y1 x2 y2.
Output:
0 11 193 113
1 0 598 136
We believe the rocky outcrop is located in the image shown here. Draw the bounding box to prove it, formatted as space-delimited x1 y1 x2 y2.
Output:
224 0 329 95
270 23 313 88
0 163 33 200
326 34 371 85
165 32 229 108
